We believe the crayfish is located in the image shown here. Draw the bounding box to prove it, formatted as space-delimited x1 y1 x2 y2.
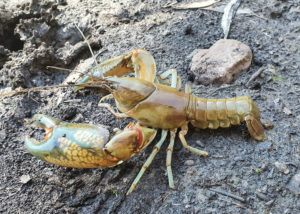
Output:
25 48 265 194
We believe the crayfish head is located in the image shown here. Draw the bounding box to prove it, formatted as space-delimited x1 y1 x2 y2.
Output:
106 77 155 112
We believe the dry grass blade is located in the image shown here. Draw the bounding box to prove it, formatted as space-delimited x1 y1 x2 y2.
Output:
46 66 76 73
200 6 268 21
221 0 241 39
0 84 70 100
246 66 265 87
236 8 268 20
0 81 109 100
74 23 98 66
172 0 221 10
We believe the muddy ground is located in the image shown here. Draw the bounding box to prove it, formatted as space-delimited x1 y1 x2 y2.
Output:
0 0 299 213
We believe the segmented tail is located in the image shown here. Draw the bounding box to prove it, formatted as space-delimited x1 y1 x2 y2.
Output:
186 96 265 140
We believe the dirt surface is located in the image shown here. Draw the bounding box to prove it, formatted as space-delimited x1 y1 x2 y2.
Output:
1 0 300 213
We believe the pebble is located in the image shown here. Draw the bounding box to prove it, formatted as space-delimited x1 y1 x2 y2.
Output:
265 199 275 206
283 107 292 115
48 175 61 185
162 30 171 37
73 113 84 122
184 160 195 166
66 179 76 187
274 161 289 174
261 119 274 130
20 174 31 184
195 140 204 147
0 129 6 140
256 141 272 150
287 173 300 195
255 190 270 201
189 39 252 85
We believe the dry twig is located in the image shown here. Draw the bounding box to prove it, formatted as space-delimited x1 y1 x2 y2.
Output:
246 67 265 87
209 188 245 202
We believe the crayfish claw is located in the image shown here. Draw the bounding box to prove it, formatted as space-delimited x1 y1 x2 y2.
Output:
27 114 60 130
24 136 55 160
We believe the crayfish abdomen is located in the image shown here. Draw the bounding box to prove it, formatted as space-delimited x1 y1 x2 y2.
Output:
187 96 265 140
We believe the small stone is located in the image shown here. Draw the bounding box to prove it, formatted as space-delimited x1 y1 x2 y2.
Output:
255 190 270 201
184 160 195 166
66 179 76 186
195 140 204 147
233 156 245 161
283 107 292 115
256 142 272 150
196 192 207 202
73 113 84 122
261 119 274 130
265 199 275 206
274 161 289 174
48 175 61 185
261 163 268 171
0 129 6 140
162 30 171 37
20 174 31 184
270 11 282 19
185 205 191 209
287 173 300 195
273 98 280 105
87 102 92 109
190 39 252 85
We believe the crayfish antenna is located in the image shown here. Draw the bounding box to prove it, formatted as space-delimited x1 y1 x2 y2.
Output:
46 66 88 78
74 23 99 66
47 23 101 79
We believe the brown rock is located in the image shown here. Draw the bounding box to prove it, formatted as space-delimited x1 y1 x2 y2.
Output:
190 39 252 85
